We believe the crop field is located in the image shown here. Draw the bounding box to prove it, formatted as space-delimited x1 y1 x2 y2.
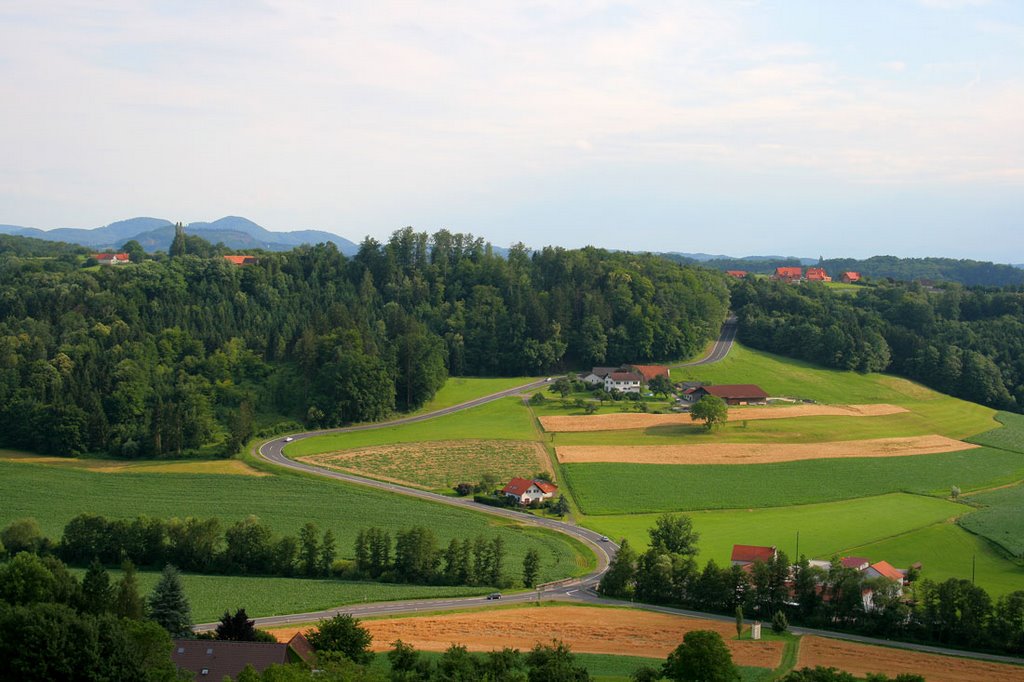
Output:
300 440 552 490
581 493 962 565
71 567 488 623
960 483 1024 557
0 450 266 476
562 446 1024 514
413 376 538 414
798 636 1023 682
318 605 783 668
0 460 590 585
287 397 537 457
968 411 1024 453
842 522 1024 597
556 435 974 465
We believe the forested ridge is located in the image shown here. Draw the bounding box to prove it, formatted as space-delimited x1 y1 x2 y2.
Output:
0 228 729 458
733 278 1024 410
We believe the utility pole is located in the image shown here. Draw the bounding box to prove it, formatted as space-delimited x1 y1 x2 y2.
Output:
972 554 976 585
795 531 800 560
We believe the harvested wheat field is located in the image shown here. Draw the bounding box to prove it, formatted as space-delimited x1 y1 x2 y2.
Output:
799 636 1024 682
299 440 552 490
557 435 976 465
0 450 268 476
269 606 781 666
540 404 907 432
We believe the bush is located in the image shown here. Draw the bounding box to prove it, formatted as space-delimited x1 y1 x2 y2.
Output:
772 610 788 633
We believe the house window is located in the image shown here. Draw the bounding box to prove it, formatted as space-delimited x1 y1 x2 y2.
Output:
177 648 184 654
201 670 209 676
206 648 213 655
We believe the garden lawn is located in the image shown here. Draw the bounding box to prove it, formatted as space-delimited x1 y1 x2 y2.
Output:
960 483 1024 557
581 494 961 567
413 376 538 414
840 523 1024 597
0 460 590 586
562 447 1024 514
287 397 537 457
70 568 488 623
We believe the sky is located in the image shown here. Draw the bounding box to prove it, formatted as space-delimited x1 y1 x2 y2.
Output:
1 0 1022 260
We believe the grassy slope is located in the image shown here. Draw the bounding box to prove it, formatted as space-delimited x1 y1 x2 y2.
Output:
287 397 537 456
562 447 1024 514
968 411 1024 452
582 493 960 566
960 484 1024 557
71 568 489 623
413 376 538 414
0 460 588 586
844 523 1024 597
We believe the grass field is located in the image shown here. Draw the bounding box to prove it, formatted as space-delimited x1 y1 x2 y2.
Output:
0 460 591 586
413 376 538 414
562 446 1024 514
581 493 962 566
842 522 1024 597
960 483 1024 557
288 397 537 457
70 568 489 623
301 440 550 491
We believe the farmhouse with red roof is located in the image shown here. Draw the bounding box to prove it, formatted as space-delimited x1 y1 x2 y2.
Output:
805 267 832 282
772 266 803 283
841 271 861 283
726 270 748 278
688 384 768 406
626 364 670 384
501 477 558 505
93 252 131 265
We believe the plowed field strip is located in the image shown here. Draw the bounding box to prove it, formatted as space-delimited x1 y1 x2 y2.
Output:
268 605 782 666
540 404 908 432
557 435 976 465
798 636 1023 682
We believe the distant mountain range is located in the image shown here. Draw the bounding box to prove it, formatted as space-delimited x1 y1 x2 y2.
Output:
666 251 819 266
0 216 360 255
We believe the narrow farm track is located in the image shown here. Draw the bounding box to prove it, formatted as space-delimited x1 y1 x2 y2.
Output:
203 318 1024 670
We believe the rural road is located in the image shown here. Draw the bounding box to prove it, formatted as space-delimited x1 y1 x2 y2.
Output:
198 318 1024 668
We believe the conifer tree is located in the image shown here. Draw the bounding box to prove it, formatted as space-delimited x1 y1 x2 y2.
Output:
148 564 192 637
114 559 145 619
81 557 112 614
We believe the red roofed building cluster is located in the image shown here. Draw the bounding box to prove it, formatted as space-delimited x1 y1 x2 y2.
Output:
772 266 837 283
804 267 832 282
223 255 258 266
501 477 558 505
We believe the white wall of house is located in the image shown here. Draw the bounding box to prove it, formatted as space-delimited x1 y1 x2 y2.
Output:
604 376 641 393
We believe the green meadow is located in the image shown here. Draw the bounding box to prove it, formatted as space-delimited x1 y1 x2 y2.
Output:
413 376 539 414
960 483 1024 557
562 447 1024 515
287 397 537 456
71 568 489 623
968 411 1024 453
0 459 590 586
581 493 961 566
843 523 1024 597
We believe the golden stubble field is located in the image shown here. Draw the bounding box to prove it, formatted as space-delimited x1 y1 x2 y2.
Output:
539 404 908 432
556 435 976 465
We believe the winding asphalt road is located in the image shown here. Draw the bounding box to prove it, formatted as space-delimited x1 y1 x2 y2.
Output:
195 319 1024 669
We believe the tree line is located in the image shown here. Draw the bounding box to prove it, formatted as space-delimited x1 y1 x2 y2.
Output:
598 514 1024 657
0 229 729 458
731 277 1023 410
5 514 534 588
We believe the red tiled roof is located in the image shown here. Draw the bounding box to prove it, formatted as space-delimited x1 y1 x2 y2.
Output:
774 267 803 277
628 365 670 382
702 384 768 400
172 640 289 680
870 560 905 582
805 267 830 281
223 255 257 265
501 477 556 496
607 372 642 382
841 272 861 281
94 253 130 261
726 270 748 278
731 544 776 563
535 480 558 494
286 633 315 663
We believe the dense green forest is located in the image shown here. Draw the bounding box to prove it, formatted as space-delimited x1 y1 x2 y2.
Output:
732 278 1024 409
663 253 1024 287
0 229 728 458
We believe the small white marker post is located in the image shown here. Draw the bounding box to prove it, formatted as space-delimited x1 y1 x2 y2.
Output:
751 621 762 640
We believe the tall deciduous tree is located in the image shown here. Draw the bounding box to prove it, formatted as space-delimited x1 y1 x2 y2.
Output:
522 549 541 588
662 630 738 682
690 395 728 431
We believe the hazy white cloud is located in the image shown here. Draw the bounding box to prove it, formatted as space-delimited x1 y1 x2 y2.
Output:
0 0 1021 258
